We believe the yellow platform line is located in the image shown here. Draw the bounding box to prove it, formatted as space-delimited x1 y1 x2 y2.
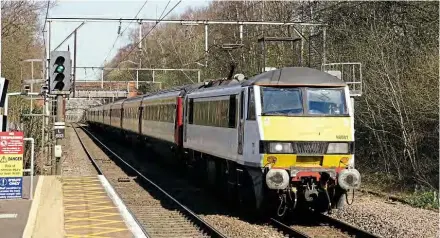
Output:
65 207 117 215
63 182 101 185
64 193 108 197
64 195 108 199
64 187 104 191
62 179 100 182
63 185 103 188
64 198 109 202
63 185 102 188
66 235 110 238
66 218 124 224
64 196 109 201
63 182 101 184
63 182 102 185
65 212 121 218
64 190 107 194
79 228 128 237
66 214 123 222
66 220 126 229
65 201 113 208
65 207 118 213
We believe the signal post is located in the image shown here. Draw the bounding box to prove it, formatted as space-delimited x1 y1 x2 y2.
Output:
48 50 71 175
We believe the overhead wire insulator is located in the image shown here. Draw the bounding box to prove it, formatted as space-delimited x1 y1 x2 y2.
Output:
117 19 122 35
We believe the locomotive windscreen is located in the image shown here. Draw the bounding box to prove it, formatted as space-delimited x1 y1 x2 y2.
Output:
260 87 347 116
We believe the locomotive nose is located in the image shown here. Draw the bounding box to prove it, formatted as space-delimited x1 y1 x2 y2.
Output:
337 168 361 190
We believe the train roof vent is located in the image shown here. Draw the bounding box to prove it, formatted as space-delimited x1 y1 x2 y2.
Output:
233 74 245 81
322 62 363 97
262 67 277 72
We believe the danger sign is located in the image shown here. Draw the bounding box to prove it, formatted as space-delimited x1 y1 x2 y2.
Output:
0 132 24 154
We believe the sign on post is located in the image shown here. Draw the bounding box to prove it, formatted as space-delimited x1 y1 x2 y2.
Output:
0 131 24 199
54 122 65 139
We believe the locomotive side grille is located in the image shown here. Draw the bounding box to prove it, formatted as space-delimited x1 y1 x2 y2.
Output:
293 142 328 154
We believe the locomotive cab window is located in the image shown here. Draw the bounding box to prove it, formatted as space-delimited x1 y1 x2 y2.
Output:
306 88 347 115
261 87 303 115
260 87 348 116
248 87 256 120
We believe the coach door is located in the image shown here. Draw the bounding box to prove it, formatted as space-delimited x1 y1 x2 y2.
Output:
238 89 246 155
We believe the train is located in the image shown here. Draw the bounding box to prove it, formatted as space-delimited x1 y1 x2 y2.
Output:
85 67 361 217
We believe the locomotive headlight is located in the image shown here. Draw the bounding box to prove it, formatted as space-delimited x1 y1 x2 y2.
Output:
327 143 349 154
269 142 293 153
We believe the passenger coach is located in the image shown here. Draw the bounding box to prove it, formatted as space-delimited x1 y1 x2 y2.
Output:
85 67 361 216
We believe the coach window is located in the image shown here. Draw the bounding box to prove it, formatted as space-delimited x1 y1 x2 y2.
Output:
188 99 194 124
248 87 256 120
228 95 237 128
240 92 244 120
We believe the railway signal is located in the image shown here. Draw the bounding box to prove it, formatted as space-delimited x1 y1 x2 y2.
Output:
49 51 71 94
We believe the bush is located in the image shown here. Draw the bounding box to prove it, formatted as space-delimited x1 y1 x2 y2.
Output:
405 190 439 210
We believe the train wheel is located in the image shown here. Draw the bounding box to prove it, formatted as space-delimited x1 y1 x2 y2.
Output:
237 167 265 220
225 162 238 208
206 157 216 187
332 187 347 209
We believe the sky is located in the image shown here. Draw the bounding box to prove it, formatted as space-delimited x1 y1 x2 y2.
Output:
48 0 211 80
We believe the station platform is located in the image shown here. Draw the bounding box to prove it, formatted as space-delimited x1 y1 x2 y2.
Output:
0 175 145 238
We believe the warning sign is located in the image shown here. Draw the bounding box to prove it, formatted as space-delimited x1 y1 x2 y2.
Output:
0 131 24 154
0 155 23 177
0 132 24 199
0 177 22 199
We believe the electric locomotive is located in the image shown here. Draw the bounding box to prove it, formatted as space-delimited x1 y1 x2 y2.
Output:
85 67 361 216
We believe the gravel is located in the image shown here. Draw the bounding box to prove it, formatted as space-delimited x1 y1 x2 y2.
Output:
330 191 439 238
61 124 98 176
203 215 285 238
292 224 351 238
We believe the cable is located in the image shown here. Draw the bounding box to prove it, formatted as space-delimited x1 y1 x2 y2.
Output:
41 1 50 33
101 0 149 66
103 0 182 79
158 0 171 19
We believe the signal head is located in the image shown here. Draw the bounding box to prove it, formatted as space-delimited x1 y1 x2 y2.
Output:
49 51 71 94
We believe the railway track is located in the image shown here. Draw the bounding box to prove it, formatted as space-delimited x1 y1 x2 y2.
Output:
72 123 227 238
270 213 381 238
75 123 381 238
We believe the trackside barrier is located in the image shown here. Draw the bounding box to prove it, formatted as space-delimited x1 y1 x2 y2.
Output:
22 137 35 200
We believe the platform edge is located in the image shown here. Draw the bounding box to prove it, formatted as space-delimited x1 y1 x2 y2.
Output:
22 176 45 238
97 175 147 238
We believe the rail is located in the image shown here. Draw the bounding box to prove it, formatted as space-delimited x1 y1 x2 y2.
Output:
270 214 381 238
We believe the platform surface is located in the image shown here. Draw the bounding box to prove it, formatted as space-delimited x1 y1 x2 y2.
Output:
0 176 38 238
62 176 134 237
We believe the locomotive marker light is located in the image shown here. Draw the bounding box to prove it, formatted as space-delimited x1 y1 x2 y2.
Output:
49 51 71 95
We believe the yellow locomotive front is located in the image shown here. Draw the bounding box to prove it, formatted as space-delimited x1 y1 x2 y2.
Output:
251 68 361 214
